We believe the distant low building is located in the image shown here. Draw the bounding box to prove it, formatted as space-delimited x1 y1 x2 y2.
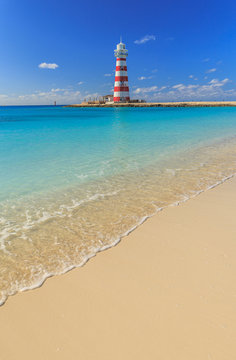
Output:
129 99 146 103
81 97 105 105
81 100 103 105
80 95 145 106
102 95 114 103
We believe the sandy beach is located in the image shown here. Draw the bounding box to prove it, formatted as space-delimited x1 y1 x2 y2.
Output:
1 176 236 360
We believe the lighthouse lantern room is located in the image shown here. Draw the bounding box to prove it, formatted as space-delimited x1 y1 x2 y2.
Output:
113 39 130 103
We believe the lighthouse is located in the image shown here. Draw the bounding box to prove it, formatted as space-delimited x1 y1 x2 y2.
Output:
113 39 130 103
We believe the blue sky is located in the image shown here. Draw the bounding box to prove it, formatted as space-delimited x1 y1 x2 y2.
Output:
0 0 236 104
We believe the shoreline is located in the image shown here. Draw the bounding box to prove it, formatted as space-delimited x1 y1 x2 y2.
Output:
1 173 236 358
66 100 236 108
1 171 235 307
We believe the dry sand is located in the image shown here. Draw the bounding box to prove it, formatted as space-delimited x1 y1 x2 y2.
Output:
1 176 236 359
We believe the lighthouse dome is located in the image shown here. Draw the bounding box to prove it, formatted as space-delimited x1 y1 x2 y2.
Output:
114 39 128 58
117 42 126 50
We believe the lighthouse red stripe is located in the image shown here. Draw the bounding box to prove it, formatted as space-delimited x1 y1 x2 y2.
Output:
114 87 129 92
115 76 128 81
116 66 127 71
113 97 130 102
116 58 126 61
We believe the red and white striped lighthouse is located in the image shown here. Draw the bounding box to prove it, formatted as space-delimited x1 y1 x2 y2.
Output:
113 39 130 103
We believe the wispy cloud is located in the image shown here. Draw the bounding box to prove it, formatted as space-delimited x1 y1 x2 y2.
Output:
133 86 158 94
189 76 198 80
208 78 230 86
1 89 86 105
38 62 59 69
77 81 84 85
206 68 217 73
202 58 210 62
134 35 156 45
172 84 185 89
2 78 234 106
100 82 113 88
171 79 230 92
50 88 65 92
138 76 153 80
104 73 112 77
131 78 234 101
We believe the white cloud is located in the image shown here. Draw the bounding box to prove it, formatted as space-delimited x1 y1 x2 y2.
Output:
51 88 65 92
83 92 101 99
172 84 184 89
1 89 85 105
202 58 210 62
77 81 84 85
131 78 235 102
206 68 217 73
187 85 199 89
138 76 153 80
152 69 158 73
38 62 59 69
133 86 158 94
134 35 156 45
2 77 234 106
189 75 198 80
104 73 112 77
208 78 230 86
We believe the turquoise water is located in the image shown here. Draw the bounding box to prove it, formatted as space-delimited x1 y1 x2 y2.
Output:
1 105 236 304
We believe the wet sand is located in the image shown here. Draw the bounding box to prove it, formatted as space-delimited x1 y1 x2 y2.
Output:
1 176 236 359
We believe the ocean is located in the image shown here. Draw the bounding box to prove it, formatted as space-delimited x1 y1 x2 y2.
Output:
1 105 236 305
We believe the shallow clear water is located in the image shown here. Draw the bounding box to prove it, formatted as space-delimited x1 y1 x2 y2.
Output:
1 105 236 304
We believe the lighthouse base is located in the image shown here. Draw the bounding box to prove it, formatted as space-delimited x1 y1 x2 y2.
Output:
113 97 130 103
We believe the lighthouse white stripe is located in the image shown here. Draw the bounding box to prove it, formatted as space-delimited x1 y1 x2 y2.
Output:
115 70 128 76
115 55 128 59
116 60 127 66
114 91 130 97
114 81 129 87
